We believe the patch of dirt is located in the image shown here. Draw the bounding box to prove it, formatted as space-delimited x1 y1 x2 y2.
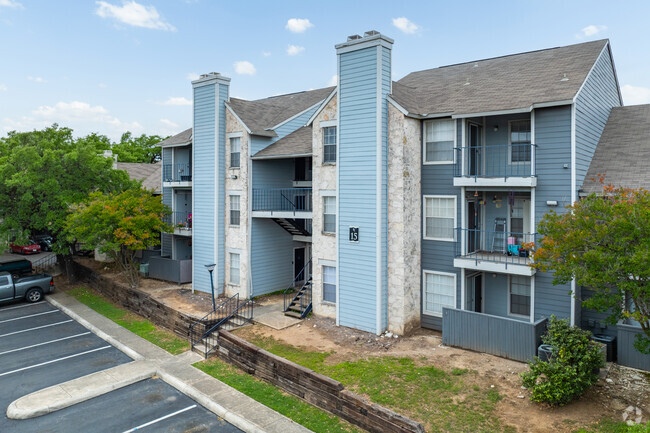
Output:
233 315 650 433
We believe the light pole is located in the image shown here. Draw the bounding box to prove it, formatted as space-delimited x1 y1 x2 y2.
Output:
205 263 216 311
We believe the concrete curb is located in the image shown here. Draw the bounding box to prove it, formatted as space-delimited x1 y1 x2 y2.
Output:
47 295 144 361
7 360 156 420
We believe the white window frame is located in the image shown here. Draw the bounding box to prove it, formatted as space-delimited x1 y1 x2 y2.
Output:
322 126 337 164
508 275 531 319
423 195 457 242
228 193 240 227
229 252 241 285
422 270 457 317
423 118 456 165
322 265 336 304
229 136 241 169
507 119 532 165
322 195 336 234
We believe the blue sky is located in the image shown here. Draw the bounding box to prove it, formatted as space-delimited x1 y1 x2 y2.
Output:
1 0 649 141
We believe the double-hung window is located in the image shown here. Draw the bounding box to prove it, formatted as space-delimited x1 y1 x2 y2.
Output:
424 119 455 164
323 196 336 233
509 276 531 317
230 137 241 168
323 127 337 163
322 266 336 303
229 252 240 285
510 120 531 163
229 195 240 226
423 271 456 317
424 196 456 241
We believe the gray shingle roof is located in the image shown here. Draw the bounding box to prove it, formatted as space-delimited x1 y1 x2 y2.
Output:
228 87 335 136
252 126 312 159
116 162 162 194
582 105 650 194
393 39 609 116
158 128 192 147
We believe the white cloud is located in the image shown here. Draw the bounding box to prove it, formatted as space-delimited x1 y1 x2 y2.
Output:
0 84 7 91
234 61 256 76
287 45 304 56
160 118 178 128
0 0 23 8
581 25 607 37
263 51 271 57
27 76 45 83
186 72 200 81
3 100 143 140
95 1 176 31
160 96 192 106
327 75 337 86
392 17 419 34
285 18 313 33
621 85 650 106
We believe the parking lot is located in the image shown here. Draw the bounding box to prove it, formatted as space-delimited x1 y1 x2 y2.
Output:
0 300 242 432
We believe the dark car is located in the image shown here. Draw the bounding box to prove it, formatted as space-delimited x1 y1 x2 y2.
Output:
0 257 33 279
32 235 53 252
10 242 41 255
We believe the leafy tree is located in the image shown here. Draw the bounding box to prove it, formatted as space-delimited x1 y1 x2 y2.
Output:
111 132 167 163
532 183 650 354
0 125 138 255
65 188 171 288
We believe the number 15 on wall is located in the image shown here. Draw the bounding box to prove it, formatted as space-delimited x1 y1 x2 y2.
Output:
349 227 359 243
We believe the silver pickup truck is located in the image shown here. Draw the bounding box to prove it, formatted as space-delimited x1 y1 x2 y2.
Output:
0 271 54 303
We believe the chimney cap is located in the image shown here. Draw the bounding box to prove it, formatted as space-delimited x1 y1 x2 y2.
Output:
364 30 379 37
347 34 362 41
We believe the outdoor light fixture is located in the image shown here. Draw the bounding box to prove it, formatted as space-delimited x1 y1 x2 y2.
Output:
546 200 558 207
205 263 217 311
230 175 238 180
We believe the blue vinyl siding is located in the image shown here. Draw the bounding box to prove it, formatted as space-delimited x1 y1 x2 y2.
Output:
580 288 618 337
483 273 509 318
533 106 573 320
420 120 462 331
380 46 390 330
252 159 294 189
338 45 388 334
192 81 228 294
250 219 296 296
273 105 320 140
250 136 274 155
575 46 621 190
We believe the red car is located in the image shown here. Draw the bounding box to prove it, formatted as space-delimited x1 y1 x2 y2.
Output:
10 242 41 255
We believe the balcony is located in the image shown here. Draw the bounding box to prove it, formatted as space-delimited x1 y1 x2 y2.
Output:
453 144 536 187
164 211 192 236
454 228 536 276
252 188 312 219
163 163 192 187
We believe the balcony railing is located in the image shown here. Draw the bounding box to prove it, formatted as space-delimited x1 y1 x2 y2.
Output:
164 211 192 230
456 228 535 266
163 163 192 182
454 144 536 180
252 188 312 212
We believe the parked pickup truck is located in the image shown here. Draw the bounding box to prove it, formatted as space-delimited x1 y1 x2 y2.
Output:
0 271 54 304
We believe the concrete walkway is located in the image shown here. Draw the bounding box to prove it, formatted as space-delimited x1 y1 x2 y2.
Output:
253 299 302 330
7 291 312 433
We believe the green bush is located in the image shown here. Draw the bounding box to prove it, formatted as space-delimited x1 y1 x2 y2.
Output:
521 316 604 406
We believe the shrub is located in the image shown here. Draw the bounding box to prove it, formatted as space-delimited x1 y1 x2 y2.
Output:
521 316 604 406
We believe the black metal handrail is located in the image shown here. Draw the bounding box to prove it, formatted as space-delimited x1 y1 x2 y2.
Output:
283 258 312 312
252 188 312 212
205 297 254 358
455 228 536 267
163 163 192 182
32 253 57 273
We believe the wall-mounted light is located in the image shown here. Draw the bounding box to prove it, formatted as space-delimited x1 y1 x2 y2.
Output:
546 200 558 207
493 125 499 132
230 175 238 180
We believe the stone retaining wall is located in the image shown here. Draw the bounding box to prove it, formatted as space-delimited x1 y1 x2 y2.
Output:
70 260 196 339
216 330 425 433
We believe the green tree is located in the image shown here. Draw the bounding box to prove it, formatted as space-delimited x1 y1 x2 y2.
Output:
0 125 137 254
66 188 171 288
111 132 167 163
532 184 650 354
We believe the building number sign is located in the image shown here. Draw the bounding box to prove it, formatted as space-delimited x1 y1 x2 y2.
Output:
349 226 359 243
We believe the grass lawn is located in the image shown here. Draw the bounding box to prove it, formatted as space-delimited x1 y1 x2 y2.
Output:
67 286 189 355
576 420 650 433
194 359 364 433
201 332 513 433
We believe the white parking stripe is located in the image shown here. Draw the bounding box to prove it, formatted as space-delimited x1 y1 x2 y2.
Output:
121 405 197 433
0 320 73 338
0 309 58 323
0 332 91 356
0 302 48 312
0 346 112 377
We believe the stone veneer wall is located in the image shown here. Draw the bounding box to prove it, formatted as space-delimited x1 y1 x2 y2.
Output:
311 95 338 319
387 104 422 335
224 110 250 298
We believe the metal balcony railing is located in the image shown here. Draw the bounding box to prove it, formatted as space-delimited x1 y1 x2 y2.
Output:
454 144 536 180
252 188 312 212
163 163 192 182
164 211 192 230
456 228 536 266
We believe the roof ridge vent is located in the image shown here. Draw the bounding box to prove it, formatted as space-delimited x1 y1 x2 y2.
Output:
347 34 362 41
560 73 569 81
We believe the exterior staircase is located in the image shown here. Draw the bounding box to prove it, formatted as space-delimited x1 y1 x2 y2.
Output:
272 218 311 237
283 259 313 319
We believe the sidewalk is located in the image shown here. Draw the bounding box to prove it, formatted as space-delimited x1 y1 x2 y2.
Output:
9 291 312 433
